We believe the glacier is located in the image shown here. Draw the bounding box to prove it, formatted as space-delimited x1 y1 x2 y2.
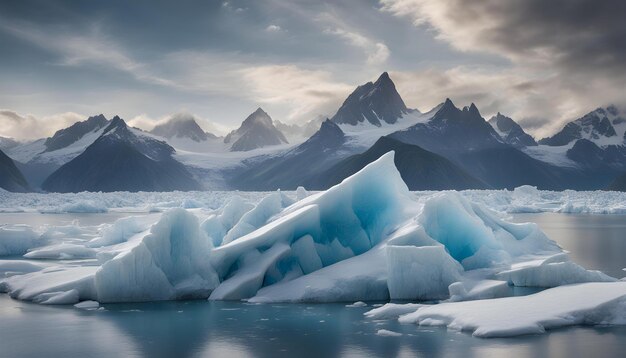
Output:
2 185 626 215
0 151 624 337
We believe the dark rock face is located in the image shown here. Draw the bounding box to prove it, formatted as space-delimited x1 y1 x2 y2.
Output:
607 172 626 191
566 139 626 171
224 108 288 151
390 99 503 154
230 119 346 190
42 116 201 192
151 114 215 142
331 72 408 126
319 136 487 190
488 113 537 148
388 99 583 190
0 148 30 192
43 114 109 152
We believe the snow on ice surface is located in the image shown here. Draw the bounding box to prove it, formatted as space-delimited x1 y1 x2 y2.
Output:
394 282 626 338
24 243 97 260
0 226 39 256
0 150 625 336
364 303 425 320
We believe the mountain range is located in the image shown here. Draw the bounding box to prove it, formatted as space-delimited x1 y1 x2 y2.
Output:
0 148 30 192
42 116 201 192
2 72 626 193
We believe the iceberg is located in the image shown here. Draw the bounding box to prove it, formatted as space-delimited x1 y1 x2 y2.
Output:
0 225 39 256
24 243 97 260
94 208 219 302
210 152 416 301
0 149 624 338
395 282 626 338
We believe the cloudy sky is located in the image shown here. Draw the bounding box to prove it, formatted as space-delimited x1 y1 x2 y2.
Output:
1 0 624 140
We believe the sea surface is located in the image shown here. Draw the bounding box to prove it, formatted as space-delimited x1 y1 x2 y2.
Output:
0 212 624 358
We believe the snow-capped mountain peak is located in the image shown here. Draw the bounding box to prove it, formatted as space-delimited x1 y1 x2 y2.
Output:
224 108 288 152
539 106 625 147
42 115 200 192
43 114 108 153
331 72 409 127
150 114 215 142
6 114 111 166
431 98 458 120
241 107 273 128
488 112 537 148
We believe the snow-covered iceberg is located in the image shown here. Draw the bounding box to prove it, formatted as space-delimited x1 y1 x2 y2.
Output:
391 282 626 338
0 150 624 337
0 225 40 256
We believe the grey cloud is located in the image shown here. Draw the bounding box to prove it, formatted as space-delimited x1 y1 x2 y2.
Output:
382 0 626 136
0 110 85 140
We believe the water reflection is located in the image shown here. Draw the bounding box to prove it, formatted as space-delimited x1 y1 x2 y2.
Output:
2 296 625 358
1 213 625 357
511 213 626 278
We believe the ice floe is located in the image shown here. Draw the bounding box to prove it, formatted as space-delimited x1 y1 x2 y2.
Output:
393 282 626 338
0 151 624 337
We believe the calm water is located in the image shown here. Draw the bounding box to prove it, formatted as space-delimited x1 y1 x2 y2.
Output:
0 213 625 358
511 213 626 278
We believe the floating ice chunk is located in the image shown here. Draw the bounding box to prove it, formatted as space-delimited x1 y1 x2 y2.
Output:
417 192 560 269
39 223 97 242
88 216 148 248
398 282 626 338
24 243 97 260
0 266 97 302
513 185 540 197
448 280 510 302
74 300 100 309
346 301 367 307
296 186 308 201
181 198 203 209
386 245 463 300
41 200 108 213
364 303 425 320
94 208 219 302
0 225 39 256
0 260 44 277
496 260 616 287
376 329 402 337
